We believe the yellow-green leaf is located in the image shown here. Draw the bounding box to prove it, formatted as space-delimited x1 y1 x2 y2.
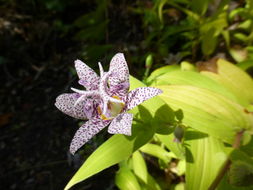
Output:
132 151 161 190
150 70 237 102
158 85 253 144
115 165 141 190
185 129 228 190
201 59 253 106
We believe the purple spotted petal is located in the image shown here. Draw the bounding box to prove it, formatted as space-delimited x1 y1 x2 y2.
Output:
109 53 129 87
55 93 87 119
109 81 130 98
108 113 133 136
75 59 100 90
70 118 110 154
125 87 162 111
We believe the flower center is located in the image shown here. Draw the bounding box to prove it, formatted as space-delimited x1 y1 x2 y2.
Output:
97 95 125 120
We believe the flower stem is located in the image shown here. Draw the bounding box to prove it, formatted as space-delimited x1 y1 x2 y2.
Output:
208 130 245 190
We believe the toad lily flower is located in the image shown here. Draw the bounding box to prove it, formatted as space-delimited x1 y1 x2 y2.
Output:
55 53 162 154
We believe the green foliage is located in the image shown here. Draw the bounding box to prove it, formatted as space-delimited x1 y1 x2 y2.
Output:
185 129 228 190
127 0 253 66
148 59 253 190
116 162 142 190
65 58 253 190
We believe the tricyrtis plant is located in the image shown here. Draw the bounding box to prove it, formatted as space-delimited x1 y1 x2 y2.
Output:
55 53 162 154
55 53 253 190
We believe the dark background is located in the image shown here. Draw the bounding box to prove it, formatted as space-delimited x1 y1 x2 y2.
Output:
0 1 142 189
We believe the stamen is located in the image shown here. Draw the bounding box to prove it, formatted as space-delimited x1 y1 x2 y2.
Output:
102 99 108 115
108 97 124 104
98 62 104 77
71 87 100 107
99 71 124 115
71 87 96 95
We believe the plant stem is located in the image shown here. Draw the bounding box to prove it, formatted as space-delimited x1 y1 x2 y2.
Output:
208 130 244 190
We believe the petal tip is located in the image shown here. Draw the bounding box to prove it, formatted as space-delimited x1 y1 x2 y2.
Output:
54 94 64 109
69 145 76 155
74 59 84 66
157 88 163 94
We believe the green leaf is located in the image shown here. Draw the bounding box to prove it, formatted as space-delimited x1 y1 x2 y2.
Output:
222 30 230 47
190 0 210 15
158 85 253 144
64 122 155 190
234 33 248 42
241 136 253 157
129 75 168 118
201 59 253 106
185 129 228 190
132 151 161 190
130 75 145 89
237 19 252 31
177 159 186 176
175 109 184 121
201 27 218 56
218 174 253 190
200 12 228 35
230 149 253 167
115 164 141 190
180 61 196 71
156 133 185 159
132 151 148 183
229 48 248 63
174 182 185 190
146 65 180 86
139 143 172 163
150 70 237 102
229 161 253 187
237 61 253 71
130 76 176 132
218 149 253 189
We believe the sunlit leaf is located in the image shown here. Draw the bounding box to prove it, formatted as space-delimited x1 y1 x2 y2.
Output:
132 151 148 183
132 151 161 190
156 133 185 159
201 59 253 106
149 70 237 102
158 85 253 144
115 164 141 190
175 182 185 190
180 61 196 71
185 129 228 190
146 65 180 86
140 143 172 163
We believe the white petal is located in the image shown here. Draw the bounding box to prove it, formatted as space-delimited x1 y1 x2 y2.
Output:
70 118 109 154
125 87 162 111
108 113 133 136
75 59 100 90
109 53 129 86
55 93 87 119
